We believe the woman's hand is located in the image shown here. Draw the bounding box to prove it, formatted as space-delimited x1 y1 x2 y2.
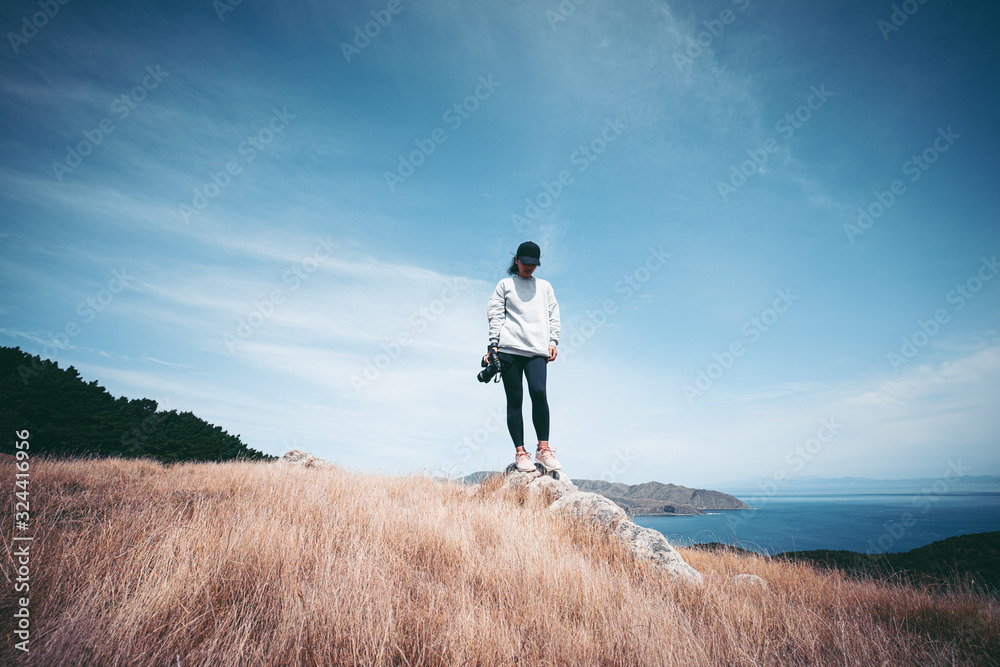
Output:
548 345 557 362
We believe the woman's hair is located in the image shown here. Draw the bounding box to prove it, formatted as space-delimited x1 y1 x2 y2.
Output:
506 255 519 276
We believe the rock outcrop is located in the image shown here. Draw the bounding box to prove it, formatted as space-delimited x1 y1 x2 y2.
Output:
548 489 629 527
501 467 578 501
277 452 710 587
498 468 704 586
613 520 704 583
277 449 337 469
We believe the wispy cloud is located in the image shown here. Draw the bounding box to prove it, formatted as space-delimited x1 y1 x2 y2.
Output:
2 0 997 485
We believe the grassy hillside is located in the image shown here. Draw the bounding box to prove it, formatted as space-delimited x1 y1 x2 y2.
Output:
694 537 1000 598
775 532 1000 594
2 456 998 666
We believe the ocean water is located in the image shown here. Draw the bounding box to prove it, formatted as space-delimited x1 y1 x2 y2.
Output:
632 490 1000 555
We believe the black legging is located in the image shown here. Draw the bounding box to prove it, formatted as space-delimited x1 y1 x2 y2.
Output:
498 352 549 450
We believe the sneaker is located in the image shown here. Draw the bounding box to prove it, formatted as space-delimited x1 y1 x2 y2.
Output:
535 446 562 471
515 450 536 472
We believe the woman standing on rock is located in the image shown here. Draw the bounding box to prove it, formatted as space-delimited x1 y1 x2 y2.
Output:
487 241 562 474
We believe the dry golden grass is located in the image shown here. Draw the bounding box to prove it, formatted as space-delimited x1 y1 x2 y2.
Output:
2 456 998 666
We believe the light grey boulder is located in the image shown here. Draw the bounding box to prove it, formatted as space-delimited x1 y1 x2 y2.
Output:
527 473 578 501
548 491 630 528
500 469 542 489
615 521 704 585
500 468 577 501
487 468 706 587
277 449 336 469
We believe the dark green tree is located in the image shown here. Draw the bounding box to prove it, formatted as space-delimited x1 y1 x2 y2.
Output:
0 346 274 463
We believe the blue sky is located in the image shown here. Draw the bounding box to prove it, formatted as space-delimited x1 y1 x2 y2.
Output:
1 0 998 488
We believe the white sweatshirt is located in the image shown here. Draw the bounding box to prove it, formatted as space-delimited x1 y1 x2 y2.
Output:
488 276 561 357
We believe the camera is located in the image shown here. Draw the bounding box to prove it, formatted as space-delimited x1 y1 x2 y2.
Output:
478 347 503 383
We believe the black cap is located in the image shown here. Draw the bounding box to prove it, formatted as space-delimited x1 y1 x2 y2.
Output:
516 241 541 266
